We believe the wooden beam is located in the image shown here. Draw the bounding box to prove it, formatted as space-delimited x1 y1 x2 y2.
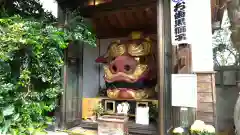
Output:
115 11 127 28
57 0 80 10
58 5 67 129
95 26 157 39
143 8 152 25
107 14 118 27
157 0 172 134
78 0 157 17
123 11 133 27
91 4 157 38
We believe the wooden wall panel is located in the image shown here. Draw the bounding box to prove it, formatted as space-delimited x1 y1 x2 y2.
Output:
197 82 213 92
177 45 192 74
211 0 219 21
196 73 216 125
198 93 214 103
197 102 214 113
197 74 213 83
197 111 215 123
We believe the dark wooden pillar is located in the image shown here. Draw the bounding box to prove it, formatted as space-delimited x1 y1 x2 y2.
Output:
157 0 172 134
58 4 67 129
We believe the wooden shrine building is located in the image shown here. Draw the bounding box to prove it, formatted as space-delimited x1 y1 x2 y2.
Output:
54 0 229 134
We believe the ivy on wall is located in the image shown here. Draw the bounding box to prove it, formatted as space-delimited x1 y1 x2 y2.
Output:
0 12 96 135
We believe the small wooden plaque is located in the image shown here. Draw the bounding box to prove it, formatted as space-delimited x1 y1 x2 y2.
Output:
82 98 102 119
104 100 116 114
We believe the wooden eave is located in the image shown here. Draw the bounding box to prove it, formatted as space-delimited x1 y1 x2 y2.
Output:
92 3 157 38
56 0 157 38
56 0 156 16
57 0 221 38
56 0 81 10
79 0 157 17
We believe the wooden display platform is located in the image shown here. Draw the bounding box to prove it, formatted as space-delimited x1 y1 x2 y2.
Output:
78 120 158 135
81 97 158 134
82 97 158 119
97 96 158 101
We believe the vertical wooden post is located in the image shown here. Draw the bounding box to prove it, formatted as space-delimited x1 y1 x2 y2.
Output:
173 44 196 128
58 5 67 129
157 0 172 134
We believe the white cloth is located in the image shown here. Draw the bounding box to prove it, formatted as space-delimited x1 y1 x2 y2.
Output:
117 104 123 114
117 102 129 115
122 103 129 114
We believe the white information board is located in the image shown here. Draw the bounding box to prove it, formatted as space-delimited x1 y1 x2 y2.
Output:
171 74 197 108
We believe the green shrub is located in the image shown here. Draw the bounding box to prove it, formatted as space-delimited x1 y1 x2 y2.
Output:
0 15 95 135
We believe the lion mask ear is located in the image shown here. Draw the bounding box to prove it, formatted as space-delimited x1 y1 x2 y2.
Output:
95 52 109 63
95 55 107 63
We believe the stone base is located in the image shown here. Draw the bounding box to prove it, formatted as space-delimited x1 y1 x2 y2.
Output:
98 115 129 135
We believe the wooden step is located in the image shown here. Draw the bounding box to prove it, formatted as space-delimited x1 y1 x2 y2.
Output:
78 120 158 135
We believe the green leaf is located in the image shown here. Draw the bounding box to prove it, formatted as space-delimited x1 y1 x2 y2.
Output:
3 106 14 116
13 113 20 121
10 128 19 135
27 127 34 134
0 113 3 123
2 120 11 134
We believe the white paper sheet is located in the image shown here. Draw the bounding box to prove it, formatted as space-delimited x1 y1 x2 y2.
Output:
171 74 197 108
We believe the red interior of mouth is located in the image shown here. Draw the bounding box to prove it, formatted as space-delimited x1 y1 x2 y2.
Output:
116 88 128 91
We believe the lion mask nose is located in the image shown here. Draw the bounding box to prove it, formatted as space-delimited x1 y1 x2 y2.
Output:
109 56 137 74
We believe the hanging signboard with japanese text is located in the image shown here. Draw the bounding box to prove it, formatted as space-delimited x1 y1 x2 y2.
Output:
171 0 214 72
171 0 188 45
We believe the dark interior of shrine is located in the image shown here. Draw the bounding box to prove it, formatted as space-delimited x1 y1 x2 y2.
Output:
57 0 160 134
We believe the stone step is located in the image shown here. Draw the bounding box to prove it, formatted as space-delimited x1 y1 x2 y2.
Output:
46 131 69 135
68 127 97 135
78 120 158 135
